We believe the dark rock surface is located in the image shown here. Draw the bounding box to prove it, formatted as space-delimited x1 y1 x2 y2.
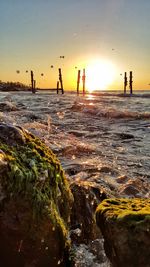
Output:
70 181 108 244
0 101 19 111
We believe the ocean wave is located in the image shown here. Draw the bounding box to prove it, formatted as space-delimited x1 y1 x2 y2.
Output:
96 108 150 119
71 101 150 119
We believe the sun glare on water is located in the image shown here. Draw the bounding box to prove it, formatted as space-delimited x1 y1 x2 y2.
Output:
86 60 116 92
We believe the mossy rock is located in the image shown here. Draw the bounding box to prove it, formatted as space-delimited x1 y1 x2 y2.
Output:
96 198 150 227
0 123 73 267
96 198 150 267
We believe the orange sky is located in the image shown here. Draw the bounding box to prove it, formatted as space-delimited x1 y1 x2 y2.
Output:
0 0 150 91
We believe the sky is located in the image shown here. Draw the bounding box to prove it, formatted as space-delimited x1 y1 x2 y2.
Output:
0 0 150 91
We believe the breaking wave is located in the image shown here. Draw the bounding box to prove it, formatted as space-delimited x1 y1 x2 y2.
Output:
71 101 150 119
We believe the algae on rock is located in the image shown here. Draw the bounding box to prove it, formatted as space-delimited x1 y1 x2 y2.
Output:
96 198 150 267
0 123 73 267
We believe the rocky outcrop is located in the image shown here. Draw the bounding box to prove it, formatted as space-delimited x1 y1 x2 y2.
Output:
96 198 150 267
0 123 73 267
70 181 108 244
0 101 18 111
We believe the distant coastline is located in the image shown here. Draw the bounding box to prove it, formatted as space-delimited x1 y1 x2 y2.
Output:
0 82 150 97
0 87 30 92
0 81 30 92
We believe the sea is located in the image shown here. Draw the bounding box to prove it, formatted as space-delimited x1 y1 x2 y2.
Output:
0 89 150 266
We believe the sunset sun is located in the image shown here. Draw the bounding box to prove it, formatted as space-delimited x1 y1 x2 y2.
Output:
86 60 116 92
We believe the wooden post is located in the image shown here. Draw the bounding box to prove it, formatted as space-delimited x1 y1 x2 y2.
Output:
31 70 36 93
77 70 81 95
57 81 59 94
82 68 86 95
124 72 127 94
34 80 36 90
58 68 64 94
129 71 133 94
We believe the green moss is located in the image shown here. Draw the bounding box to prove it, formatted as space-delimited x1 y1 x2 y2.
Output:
0 130 73 249
96 198 150 229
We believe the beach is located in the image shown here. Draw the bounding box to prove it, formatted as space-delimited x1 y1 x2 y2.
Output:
0 90 150 197
0 90 150 266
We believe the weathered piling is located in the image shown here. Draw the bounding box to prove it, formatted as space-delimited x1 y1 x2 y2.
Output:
34 80 36 90
31 70 36 93
82 68 86 95
57 81 59 94
58 68 64 94
129 71 133 94
77 70 81 95
124 72 127 94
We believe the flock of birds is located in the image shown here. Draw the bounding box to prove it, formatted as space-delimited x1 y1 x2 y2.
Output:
16 56 66 76
16 54 150 86
16 55 80 78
